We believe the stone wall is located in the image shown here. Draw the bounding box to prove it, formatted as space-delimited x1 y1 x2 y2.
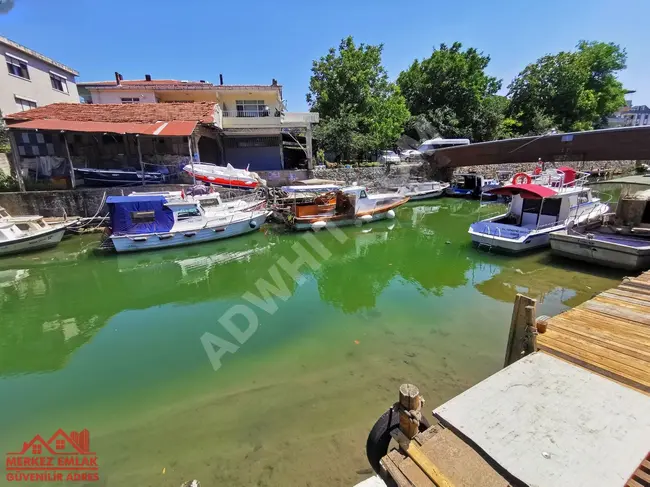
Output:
454 160 638 178
312 164 423 189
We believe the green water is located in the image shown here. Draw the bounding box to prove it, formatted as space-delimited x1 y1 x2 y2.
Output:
0 199 626 486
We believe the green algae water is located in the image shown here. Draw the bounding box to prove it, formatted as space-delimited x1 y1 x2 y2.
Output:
0 199 626 486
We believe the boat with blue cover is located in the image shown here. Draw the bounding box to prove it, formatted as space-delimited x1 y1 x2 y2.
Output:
105 195 269 253
468 170 609 254
446 173 499 199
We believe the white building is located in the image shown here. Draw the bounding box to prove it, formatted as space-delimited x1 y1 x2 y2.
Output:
0 36 79 117
623 105 650 127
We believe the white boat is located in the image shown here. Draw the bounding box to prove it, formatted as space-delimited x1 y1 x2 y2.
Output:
106 195 269 253
468 173 609 253
183 163 266 190
0 216 67 257
286 186 408 231
127 189 267 214
395 181 450 200
550 189 650 270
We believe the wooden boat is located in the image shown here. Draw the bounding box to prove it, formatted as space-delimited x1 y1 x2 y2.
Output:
0 216 67 257
106 195 269 253
285 186 408 231
550 189 650 270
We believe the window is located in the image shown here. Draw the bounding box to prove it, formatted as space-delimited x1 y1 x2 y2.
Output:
359 190 368 199
235 100 267 117
130 211 155 223
15 96 36 111
56 440 65 450
32 444 41 454
177 208 201 219
50 73 68 93
6 55 29 79
121 98 140 104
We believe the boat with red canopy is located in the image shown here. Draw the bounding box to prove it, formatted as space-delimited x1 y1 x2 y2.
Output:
468 180 609 254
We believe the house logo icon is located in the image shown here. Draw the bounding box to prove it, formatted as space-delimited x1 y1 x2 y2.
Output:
6 429 99 483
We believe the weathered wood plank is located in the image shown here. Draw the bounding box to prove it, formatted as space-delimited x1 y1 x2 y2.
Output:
581 300 650 327
547 313 650 349
604 288 650 303
600 291 650 307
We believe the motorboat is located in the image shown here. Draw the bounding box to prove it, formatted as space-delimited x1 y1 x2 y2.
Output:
183 163 266 190
127 187 267 214
395 181 450 200
75 167 169 186
105 195 269 253
446 173 499 199
468 176 609 253
285 186 408 231
549 189 650 270
0 216 68 257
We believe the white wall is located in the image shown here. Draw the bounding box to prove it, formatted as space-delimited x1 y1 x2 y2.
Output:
0 44 79 117
89 90 157 104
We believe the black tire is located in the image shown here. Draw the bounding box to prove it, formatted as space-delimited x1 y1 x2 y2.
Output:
365 404 431 473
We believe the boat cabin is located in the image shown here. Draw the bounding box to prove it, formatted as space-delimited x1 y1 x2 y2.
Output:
106 195 200 236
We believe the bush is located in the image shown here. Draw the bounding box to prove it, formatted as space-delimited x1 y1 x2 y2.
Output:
0 173 19 192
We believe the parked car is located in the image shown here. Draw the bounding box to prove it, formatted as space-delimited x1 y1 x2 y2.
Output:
377 150 401 164
401 149 422 162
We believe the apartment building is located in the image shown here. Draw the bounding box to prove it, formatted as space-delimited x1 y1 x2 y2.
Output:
0 36 79 117
77 74 318 170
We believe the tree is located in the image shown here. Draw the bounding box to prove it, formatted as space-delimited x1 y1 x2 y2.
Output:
397 42 505 142
307 36 410 159
508 41 627 133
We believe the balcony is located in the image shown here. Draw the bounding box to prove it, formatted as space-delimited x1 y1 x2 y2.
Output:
220 111 319 130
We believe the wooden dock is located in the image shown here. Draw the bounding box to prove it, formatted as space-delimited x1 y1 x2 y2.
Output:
537 269 650 395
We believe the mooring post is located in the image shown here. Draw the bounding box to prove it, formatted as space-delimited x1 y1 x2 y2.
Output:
504 294 537 367
398 383 422 439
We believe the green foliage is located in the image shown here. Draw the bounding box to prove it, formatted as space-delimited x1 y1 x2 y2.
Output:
307 36 410 157
0 110 9 153
508 41 627 133
397 42 504 141
0 173 18 192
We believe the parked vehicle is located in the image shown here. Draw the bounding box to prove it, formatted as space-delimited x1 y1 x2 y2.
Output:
105 195 269 253
377 150 401 165
285 187 408 231
400 149 422 162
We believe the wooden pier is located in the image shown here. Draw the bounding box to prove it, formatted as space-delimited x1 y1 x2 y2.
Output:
370 269 650 487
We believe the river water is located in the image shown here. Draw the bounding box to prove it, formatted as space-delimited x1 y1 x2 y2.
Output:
0 198 626 486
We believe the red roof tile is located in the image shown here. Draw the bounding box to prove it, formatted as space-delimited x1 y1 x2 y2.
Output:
4 102 216 124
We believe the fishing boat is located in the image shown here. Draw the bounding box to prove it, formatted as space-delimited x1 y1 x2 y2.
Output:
105 195 269 253
75 167 169 187
0 216 68 257
446 173 499 199
549 189 650 270
468 174 609 253
285 186 408 231
183 163 265 190
395 181 450 200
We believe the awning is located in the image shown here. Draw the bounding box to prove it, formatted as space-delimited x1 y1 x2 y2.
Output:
8 119 197 136
485 183 558 199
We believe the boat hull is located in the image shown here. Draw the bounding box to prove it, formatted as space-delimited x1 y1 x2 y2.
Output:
550 231 650 271
110 213 268 253
469 229 554 254
405 189 445 201
293 209 394 230
75 168 167 187
0 226 66 256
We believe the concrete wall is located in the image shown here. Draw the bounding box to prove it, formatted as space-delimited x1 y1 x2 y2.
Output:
0 153 10 175
0 43 79 116
217 90 281 115
89 90 157 104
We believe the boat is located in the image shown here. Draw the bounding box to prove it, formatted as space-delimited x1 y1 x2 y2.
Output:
468 173 609 253
105 195 269 253
285 186 408 231
0 216 68 257
183 163 266 190
395 181 450 200
127 187 267 214
74 167 169 187
446 173 499 199
549 189 650 270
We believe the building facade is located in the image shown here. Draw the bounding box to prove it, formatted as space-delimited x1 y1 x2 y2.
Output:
0 36 79 118
623 105 650 127
77 75 318 170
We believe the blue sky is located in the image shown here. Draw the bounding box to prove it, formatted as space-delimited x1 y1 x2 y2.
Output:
1 0 648 111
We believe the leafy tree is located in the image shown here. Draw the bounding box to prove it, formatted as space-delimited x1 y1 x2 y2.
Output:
397 42 504 142
307 36 410 158
0 110 9 153
508 41 627 133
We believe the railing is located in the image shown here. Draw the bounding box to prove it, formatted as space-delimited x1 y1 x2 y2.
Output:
222 110 278 118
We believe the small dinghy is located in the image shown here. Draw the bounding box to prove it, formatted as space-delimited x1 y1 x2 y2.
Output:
0 216 67 257
183 163 265 190
395 181 449 200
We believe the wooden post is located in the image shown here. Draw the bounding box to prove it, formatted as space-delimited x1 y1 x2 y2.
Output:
504 294 537 367
305 123 313 169
524 304 538 355
398 383 421 439
136 135 145 186
7 130 25 192
63 133 76 189
187 135 196 185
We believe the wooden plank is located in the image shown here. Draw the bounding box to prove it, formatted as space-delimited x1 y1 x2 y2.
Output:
392 429 454 487
541 328 650 376
618 284 650 296
546 317 650 363
581 300 650 327
594 295 650 314
642 459 650 469
626 479 644 487
547 313 650 349
553 309 650 342
600 291 650 307
382 451 416 487
605 288 650 303
634 468 650 483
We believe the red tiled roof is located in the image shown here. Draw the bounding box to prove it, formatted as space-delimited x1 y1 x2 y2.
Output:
4 102 216 124
8 119 197 137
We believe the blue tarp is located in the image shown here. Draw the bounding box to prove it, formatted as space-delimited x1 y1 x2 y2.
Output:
106 195 174 235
